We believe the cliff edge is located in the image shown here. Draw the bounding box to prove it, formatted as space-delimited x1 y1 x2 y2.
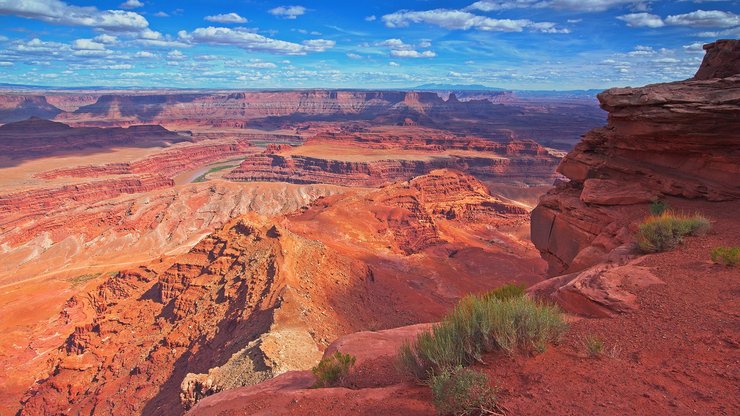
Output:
531 39 740 276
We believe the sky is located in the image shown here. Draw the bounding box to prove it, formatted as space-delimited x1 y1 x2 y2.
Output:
0 0 738 90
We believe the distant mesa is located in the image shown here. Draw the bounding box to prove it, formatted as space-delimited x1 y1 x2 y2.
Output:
0 117 189 165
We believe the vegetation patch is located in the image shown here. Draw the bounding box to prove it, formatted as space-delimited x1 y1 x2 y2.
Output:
710 246 740 267
67 273 101 287
649 199 668 216
193 164 239 183
311 351 356 388
429 366 503 416
637 211 710 253
583 334 604 358
398 286 566 381
483 283 525 302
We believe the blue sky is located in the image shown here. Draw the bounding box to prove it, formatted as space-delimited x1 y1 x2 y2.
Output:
0 0 738 89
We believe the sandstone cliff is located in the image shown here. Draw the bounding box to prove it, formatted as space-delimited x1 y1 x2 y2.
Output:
531 39 740 276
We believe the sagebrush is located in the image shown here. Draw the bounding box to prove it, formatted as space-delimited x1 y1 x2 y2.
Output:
398 289 566 381
710 246 740 266
583 334 604 358
429 366 502 416
311 351 356 388
637 211 710 253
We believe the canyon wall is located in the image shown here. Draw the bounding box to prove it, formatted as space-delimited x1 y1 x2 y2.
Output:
225 135 562 187
531 39 740 275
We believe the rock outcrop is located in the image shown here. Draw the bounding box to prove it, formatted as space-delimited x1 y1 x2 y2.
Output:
531 39 740 276
225 134 561 187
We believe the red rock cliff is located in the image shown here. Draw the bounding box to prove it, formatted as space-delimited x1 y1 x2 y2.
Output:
531 39 740 275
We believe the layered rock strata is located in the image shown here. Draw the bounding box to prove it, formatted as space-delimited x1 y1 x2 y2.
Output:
225 138 561 187
531 39 740 276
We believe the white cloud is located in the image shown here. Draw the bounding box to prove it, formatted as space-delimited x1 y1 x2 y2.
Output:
154 11 169 17
269 5 306 19
619 9 739 29
167 50 186 60
683 42 705 53
205 13 247 24
120 0 143 9
391 49 436 58
378 38 436 58
245 62 277 68
178 27 334 55
94 34 118 44
365 15 376 21
135 51 156 58
467 0 647 12
381 9 566 33
0 0 149 32
72 39 106 50
346 52 362 59
389 61 400 67
0 61 13 66
618 13 665 28
102 63 133 69
302 39 335 52
665 10 740 27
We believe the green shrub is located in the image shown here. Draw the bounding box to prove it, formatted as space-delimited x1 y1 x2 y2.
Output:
710 246 740 267
649 199 668 216
583 334 604 358
398 294 566 381
637 212 711 253
429 366 501 416
483 283 526 301
311 351 356 388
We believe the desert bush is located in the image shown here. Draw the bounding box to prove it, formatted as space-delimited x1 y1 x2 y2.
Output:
429 366 501 416
649 199 668 216
637 212 710 253
483 283 525 301
311 351 356 388
583 334 604 358
398 293 566 381
710 246 740 267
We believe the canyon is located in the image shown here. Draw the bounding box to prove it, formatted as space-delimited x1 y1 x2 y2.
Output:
0 39 737 416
